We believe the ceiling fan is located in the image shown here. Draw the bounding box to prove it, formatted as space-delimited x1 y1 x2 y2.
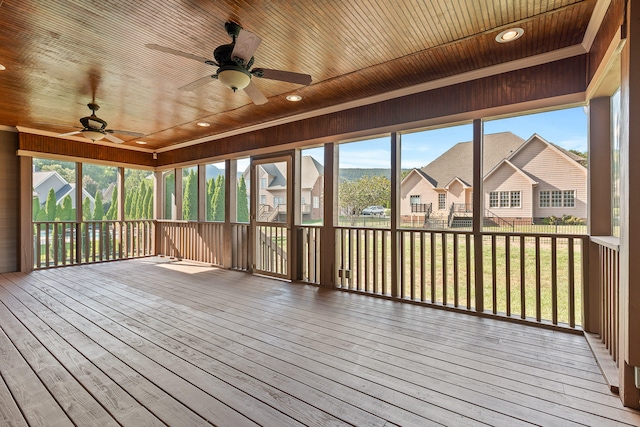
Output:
58 103 144 143
146 21 312 105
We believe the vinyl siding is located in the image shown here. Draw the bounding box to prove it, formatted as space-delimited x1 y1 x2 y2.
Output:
510 137 587 219
400 172 437 214
446 180 467 205
0 131 19 272
484 164 532 218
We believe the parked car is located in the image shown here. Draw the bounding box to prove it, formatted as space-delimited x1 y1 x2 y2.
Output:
362 205 385 216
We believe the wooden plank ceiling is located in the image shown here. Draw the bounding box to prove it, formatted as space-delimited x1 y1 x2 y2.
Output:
0 0 596 151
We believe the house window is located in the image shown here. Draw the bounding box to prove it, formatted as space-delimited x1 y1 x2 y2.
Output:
510 191 521 208
274 197 284 207
301 196 306 205
438 194 446 210
489 192 499 208
261 178 267 189
551 190 562 207
499 191 509 207
410 195 421 205
540 191 550 207
260 195 267 205
313 196 319 209
563 190 575 207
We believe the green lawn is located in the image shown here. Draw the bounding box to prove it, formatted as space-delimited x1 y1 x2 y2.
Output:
337 230 583 326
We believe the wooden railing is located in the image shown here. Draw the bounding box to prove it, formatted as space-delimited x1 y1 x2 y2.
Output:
336 227 392 294
593 237 620 363
231 223 250 271
33 220 155 269
335 226 587 329
156 221 224 267
299 226 321 284
410 203 432 214
256 224 288 276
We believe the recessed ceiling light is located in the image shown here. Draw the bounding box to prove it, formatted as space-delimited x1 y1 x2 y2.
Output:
196 122 211 127
0 64 5 71
286 94 302 102
136 140 147 145
496 28 524 43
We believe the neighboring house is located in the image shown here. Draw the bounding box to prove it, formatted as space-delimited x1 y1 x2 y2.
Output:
32 170 95 211
400 132 587 226
249 156 324 222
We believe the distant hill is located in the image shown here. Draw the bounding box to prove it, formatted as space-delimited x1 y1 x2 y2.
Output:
338 168 411 182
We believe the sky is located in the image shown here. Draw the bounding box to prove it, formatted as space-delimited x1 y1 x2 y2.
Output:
302 106 588 169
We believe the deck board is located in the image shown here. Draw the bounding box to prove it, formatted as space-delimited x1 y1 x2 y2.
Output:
1 257 639 426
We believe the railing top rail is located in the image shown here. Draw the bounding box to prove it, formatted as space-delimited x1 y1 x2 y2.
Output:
590 235 620 251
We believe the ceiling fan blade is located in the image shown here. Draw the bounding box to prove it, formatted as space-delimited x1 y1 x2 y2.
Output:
231 29 262 63
243 81 268 105
145 43 213 64
104 133 124 144
178 75 217 92
58 130 82 137
254 68 312 85
107 129 145 137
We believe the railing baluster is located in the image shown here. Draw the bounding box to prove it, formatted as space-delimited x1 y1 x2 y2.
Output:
381 229 387 295
365 229 370 293
520 235 526 319
491 234 497 314
420 232 426 302
568 237 575 328
373 230 379 293
551 237 558 325
430 232 436 303
466 234 471 310
535 236 541 322
442 232 447 306
453 234 459 308
505 235 511 317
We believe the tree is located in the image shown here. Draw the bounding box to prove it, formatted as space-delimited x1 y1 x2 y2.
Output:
237 175 249 223
32 196 41 221
136 181 148 219
164 173 175 219
45 188 57 221
82 175 99 200
145 189 153 219
183 169 197 220
59 195 74 221
129 189 139 220
213 175 225 221
93 191 105 220
106 187 118 220
206 178 215 221
339 175 390 222
82 196 92 221
124 191 133 220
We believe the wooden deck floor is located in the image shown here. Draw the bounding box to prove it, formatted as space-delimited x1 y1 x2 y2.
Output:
1 257 639 426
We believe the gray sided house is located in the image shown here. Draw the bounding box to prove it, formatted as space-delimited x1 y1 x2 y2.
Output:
33 170 95 212
400 132 587 226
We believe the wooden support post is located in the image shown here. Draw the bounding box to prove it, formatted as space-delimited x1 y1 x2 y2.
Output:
153 170 163 255
619 0 640 408
472 119 484 312
586 96 613 333
224 159 237 269
19 155 33 272
321 143 337 288
390 132 401 298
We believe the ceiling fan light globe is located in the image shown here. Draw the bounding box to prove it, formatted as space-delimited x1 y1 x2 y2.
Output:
82 129 106 141
218 66 251 91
